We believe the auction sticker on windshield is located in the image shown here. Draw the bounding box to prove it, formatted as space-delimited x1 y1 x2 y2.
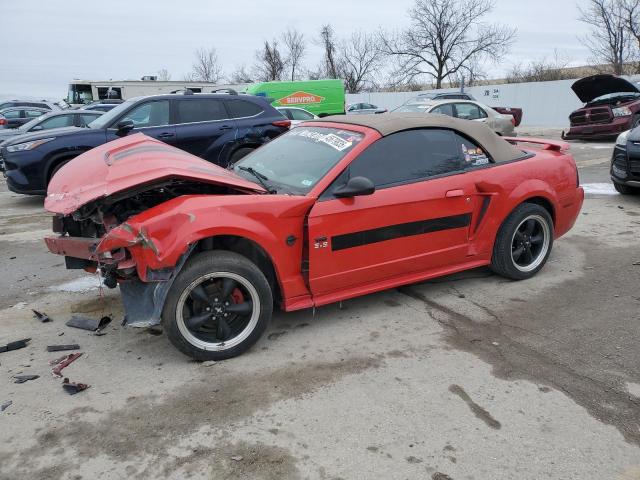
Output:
289 128 363 151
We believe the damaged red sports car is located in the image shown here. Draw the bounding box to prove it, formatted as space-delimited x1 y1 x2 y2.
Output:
44 114 584 360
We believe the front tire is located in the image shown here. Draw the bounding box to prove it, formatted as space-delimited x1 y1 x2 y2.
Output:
162 251 273 361
613 182 640 195
490 203 554 280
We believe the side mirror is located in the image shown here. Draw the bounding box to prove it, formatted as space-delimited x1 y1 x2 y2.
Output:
115 119 134 136
333 176 375 198
30 125 44 132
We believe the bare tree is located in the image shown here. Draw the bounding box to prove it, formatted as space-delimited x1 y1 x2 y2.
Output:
338 31 383 93
505 50 572 83
253 40 286 81
579 0 631 75
319 24 341 78
282 28 306 81
620 0 640 71
381 0 515 89
190 47 223 82
228 65 254 84
156 68 171 81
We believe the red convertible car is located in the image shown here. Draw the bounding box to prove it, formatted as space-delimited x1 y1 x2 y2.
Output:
44 114 584 360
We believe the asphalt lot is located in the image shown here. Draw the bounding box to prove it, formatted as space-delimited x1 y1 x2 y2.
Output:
0 129 639 480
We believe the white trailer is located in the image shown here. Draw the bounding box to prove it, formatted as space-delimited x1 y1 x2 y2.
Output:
66 77 246 107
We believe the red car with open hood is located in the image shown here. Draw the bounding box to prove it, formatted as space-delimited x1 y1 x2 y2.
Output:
563 74 640 140
44 114 584 360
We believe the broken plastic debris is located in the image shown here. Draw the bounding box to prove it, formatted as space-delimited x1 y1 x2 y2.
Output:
0 338 31 353
1 401 12 412
13 374 39 384
230 455 244 462
50 352 83 378
32 309 51 323
66 315 112 332
46 344 80 352
62 378 90 395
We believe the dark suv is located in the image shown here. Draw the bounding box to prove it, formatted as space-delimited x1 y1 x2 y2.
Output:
1 93 290 195
611 126 640 194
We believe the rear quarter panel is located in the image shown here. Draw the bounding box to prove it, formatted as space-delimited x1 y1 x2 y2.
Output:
469 148 582 256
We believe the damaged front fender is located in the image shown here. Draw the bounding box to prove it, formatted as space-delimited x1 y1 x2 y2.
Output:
119 244 195 328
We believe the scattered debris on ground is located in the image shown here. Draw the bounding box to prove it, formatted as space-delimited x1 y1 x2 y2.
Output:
1 400 12 412
230 455 244 462
66 314 112 332
50 352 83 378
0 338 30 353
62 378 90 395
32 309 51 323
46 344 80 352
13 375 39 384
201 360 217 367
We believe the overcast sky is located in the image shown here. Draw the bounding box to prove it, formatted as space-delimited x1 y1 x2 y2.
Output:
1 0 592 100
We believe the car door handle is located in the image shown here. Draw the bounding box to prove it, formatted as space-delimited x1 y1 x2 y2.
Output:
157 132 175 138
219 125 233 131
445 189 465 198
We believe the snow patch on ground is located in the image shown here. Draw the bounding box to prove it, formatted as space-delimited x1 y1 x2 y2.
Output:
581 183 618 195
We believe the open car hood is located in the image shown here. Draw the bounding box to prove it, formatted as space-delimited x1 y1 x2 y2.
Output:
571 74 640 103
45 133 265 215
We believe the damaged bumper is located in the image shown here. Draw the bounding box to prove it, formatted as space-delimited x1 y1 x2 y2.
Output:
44 232 195 328
562 116 633 140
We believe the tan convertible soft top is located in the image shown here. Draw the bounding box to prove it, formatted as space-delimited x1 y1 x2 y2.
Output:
315 113 524 163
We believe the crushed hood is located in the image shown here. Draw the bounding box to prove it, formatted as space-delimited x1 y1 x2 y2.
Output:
45 133 265 215
571 74 640 103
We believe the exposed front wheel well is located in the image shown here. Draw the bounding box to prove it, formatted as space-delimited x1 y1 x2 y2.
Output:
195 235 282 306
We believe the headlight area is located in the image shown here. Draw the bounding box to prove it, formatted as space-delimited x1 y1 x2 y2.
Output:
615 130 630 147
612 107 632 118
6 137 55 152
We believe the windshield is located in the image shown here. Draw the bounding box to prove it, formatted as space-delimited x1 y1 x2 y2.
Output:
393 104 431 113
233 127 364 195
87 99 136 129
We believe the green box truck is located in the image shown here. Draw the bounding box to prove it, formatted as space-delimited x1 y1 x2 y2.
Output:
244 79 345 116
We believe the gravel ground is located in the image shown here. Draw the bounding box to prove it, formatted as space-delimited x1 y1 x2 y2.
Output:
0 130 639 480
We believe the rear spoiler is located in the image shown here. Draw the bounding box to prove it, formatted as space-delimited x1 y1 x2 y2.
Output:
503 137 570 152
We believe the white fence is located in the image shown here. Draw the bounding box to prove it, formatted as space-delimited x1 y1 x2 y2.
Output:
346 75 640 128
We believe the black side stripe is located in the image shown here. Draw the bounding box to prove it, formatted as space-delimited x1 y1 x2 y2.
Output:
331 213 472 251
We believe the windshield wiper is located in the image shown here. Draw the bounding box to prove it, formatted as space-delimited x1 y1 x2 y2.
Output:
237 166 276 194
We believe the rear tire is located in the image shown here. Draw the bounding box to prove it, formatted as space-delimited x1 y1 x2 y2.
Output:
490 203 554 280
162 250 273 361
613 182 640 195
228 147 255 166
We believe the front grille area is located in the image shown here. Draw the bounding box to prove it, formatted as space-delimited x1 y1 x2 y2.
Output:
570 107 612 126
630 159 640 174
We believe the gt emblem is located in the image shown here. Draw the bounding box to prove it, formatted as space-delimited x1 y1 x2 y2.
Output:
314 237 329 249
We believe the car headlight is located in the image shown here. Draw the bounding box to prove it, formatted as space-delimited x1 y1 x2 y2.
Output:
616 130 630 146
6 138 55 152
612 106 632 117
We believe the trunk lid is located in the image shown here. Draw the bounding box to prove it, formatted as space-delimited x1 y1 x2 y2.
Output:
571 74 640 103
45 133 266 215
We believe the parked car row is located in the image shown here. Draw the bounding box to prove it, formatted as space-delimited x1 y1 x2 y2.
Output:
1 92 290 193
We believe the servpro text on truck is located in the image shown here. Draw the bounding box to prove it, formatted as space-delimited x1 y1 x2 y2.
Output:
244 79 345 116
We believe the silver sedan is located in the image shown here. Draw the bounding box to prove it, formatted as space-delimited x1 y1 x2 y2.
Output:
393 99 516 136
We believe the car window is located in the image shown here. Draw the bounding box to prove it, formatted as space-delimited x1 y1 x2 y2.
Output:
79 113 100 127
341 129 462 189
280 109 294 120
430 104 454 116
25 109 45 118
2 110 21 119
454 133 492 167
177 99 228 123
290 109 314 120
454 103 485 120
120 100 170 128
226 100 263 118
39 115 74 129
